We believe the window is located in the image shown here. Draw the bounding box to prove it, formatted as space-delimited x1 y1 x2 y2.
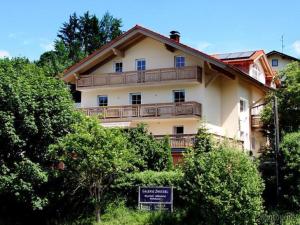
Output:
173 90 185 102
174 126 184 135
98 95 108 106
272 59 278 67
240 99 247 112
114 62 123 73
130 93 141 105
175 56 185 68
136 59 146 71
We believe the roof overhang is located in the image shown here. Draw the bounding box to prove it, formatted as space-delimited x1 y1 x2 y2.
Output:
62 25 273 91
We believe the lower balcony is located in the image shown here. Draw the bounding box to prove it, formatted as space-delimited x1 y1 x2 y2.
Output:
251 115 263 128
154 134 195 148
80 101 202 121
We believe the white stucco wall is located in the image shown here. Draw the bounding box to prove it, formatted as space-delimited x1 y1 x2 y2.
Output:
91 37 203 74
78 36 268 153
267 54 294 72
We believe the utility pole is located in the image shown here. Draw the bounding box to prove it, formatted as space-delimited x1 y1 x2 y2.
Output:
281 35 285 53
273 96 280 204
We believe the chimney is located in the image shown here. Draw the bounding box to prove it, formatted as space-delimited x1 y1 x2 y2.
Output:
169 31 180 42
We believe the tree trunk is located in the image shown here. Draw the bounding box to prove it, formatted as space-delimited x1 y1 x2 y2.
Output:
95 206 101 223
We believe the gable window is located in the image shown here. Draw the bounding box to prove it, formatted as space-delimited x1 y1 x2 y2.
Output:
272 59 278 67
175 56 185 68
130 93 141 105
114 62 123 73
174 126 184 135
173 90 185 103
136 59 146 71
98 95 108 106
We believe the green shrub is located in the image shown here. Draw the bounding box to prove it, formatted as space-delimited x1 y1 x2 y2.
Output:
259 210 300 225
124 124 173 171
181 147 264 225
280 131 300 210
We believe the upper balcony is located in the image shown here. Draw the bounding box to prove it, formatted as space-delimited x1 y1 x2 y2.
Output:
76 66 202 89
80 101 202 122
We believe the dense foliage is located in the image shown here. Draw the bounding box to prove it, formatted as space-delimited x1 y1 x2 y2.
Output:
37 11 123 77
0 58 77 223
261 62 300 139
260 62 300 209
280 132 300 210
181 147 264 225
49 116 137 222
124 124 173 171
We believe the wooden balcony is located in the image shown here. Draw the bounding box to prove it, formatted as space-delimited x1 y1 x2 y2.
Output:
76 66 202 88
80 101 202 121
154 133 244 149
154 134 195 148
251 115 263 128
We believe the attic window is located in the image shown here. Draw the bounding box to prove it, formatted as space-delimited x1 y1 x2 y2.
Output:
272 59 278 67
175 56 185 68
114 62 123 73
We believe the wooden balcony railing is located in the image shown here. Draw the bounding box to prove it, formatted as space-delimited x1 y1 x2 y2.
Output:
80 101 201 121
251 115 263 128
154 133 244 149
77 66 202 88
155 134 195 148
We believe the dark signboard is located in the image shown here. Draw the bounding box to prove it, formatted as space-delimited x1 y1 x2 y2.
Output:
138 187 173 212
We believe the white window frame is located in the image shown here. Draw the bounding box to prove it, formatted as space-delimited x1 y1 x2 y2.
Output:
129 93 142 105
173 90 185 103
98 95 108 107
175 56 185 68
135 59 146 71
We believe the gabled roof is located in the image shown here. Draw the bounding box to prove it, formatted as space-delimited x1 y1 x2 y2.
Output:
212 50 274 79
267 50 300 61
62 25 272 90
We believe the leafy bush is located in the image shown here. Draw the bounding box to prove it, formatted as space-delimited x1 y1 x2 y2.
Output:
181 147 264 225
280 131 300 210
124 124 173 171
49 116 137 222
259 210 300 225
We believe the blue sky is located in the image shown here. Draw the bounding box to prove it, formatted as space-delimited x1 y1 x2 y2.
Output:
0 0 299 60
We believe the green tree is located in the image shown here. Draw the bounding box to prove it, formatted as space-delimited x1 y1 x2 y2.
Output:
57 13 83 62
261 62 300 139
0 58 77 219
49 116 136 222
99 12 123 46
124 124 173 171
260 62 300 208
280 131 300 210
193 124 214 154
79 11 102 55
181 147 264 225
36 40 73 77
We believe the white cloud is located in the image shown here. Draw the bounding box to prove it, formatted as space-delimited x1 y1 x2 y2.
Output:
195 41 212 51
0 50 10 58
292 40 300 55
40 42 54 51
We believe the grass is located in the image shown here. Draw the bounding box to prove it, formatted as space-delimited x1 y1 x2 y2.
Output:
61 203 300 225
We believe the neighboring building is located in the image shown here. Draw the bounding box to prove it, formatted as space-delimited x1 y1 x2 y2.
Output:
267 50 300 72
62 25 276 162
